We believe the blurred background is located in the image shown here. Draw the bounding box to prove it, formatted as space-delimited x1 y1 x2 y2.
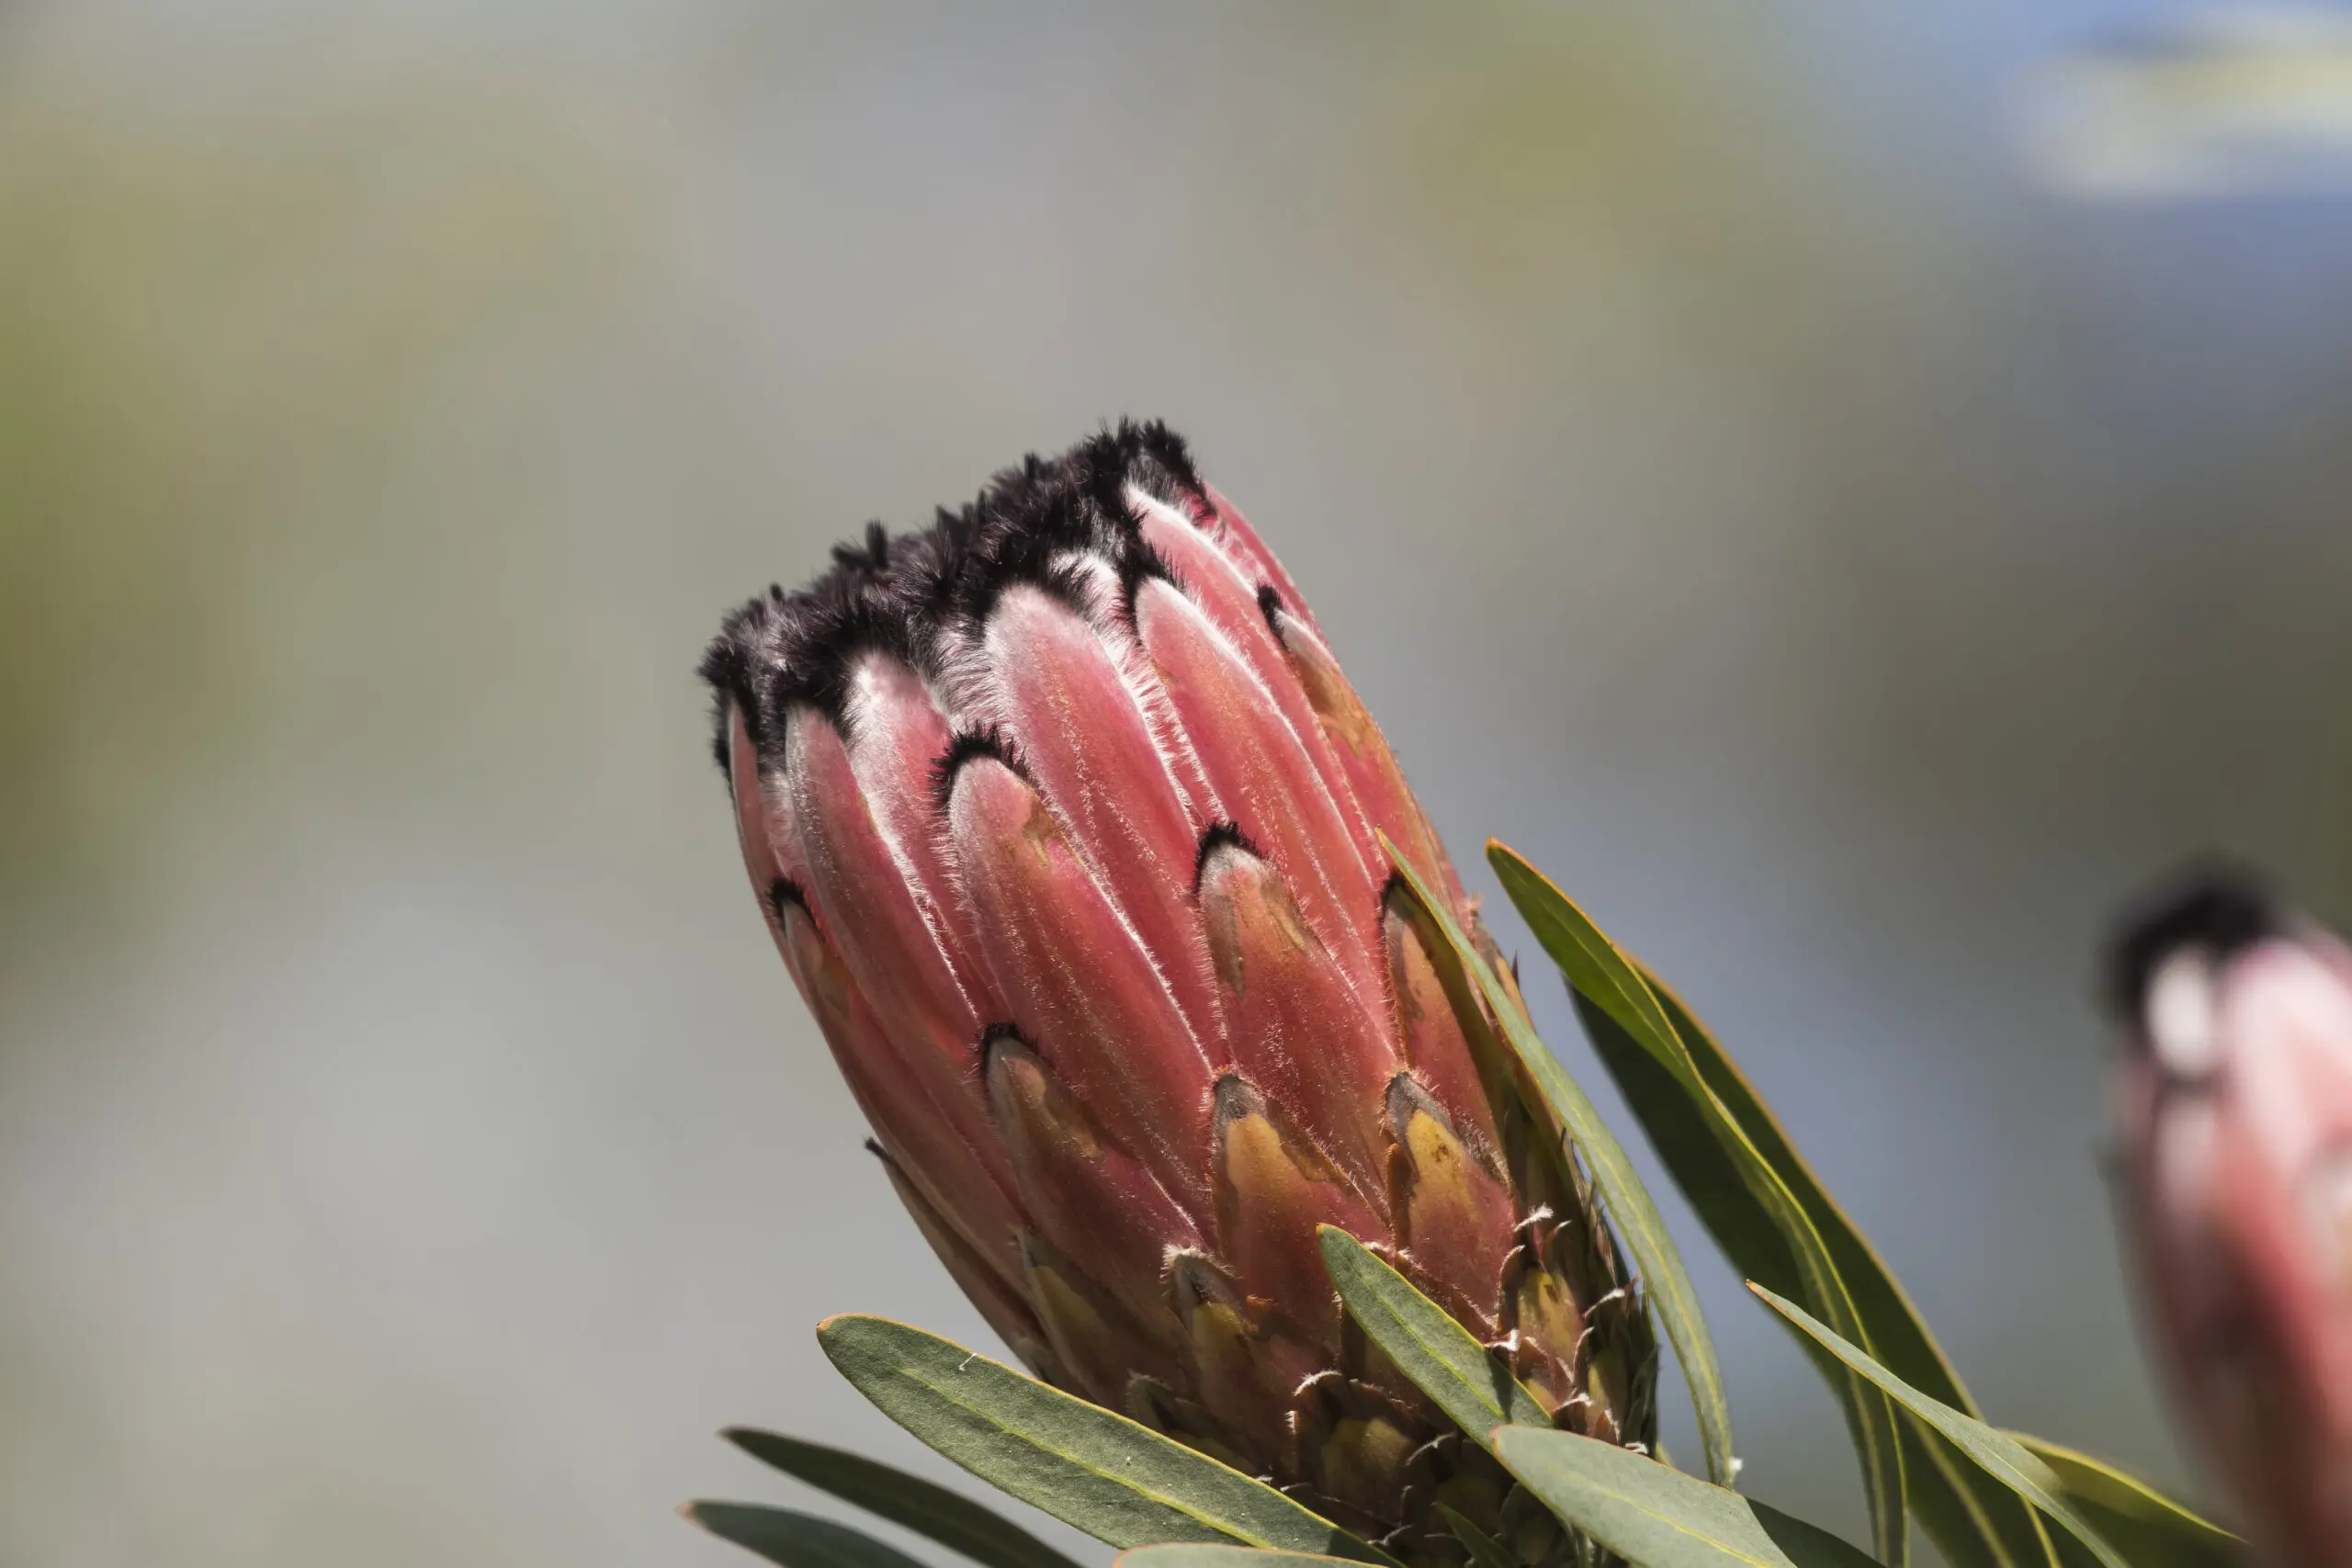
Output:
5 2 2351 1563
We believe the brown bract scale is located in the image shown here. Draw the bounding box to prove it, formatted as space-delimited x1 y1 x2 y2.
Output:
699 423 1655 1566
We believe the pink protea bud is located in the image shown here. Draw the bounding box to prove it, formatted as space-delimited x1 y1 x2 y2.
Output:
699 423 1655 1557
2109 873 2352 1568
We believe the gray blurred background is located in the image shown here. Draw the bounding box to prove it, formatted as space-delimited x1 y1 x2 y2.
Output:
5 2 2350 1563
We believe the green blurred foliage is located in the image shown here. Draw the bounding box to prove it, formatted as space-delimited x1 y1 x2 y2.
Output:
1375 2 2352 922
0 58 640 927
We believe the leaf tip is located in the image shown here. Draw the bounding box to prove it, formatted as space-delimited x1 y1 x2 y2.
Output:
815 1311 872 1343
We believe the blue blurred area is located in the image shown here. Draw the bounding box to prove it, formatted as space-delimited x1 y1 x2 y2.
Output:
5 3 2350 1563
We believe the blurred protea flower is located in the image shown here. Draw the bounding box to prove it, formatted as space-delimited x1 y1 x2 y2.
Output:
2108 874 2352 1568
699 424 1654 1558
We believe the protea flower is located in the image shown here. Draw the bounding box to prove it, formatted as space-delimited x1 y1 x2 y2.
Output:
698 423 1655 1560
2108 873 2352 1568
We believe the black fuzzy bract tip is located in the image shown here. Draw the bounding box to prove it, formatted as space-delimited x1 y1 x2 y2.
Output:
1070 418 1210 524
1193 819 1264 890
929 724 1027 811
832 521 891 576
698 420 1215 779
697 590 781 777
1115 536 1182 627
2102 863 2278 1021
766 876 808 922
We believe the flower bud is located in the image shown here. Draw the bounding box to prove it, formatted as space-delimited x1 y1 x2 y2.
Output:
700 423 1654 1560
2109 872 2352 1568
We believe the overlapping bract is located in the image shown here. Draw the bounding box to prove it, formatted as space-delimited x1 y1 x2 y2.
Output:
700 425 1654 1557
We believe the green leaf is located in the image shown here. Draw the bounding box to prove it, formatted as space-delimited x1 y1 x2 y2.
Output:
1569 992 1798 1298
723 1428 1088 1568
683 1503 935 1568
2008 1435 2241 1568
1116 1549 1365 1568
1487 842 1904 1563
1573 994 2052 1568
1316 1225 1551 1445
1379 833 1736 1492
1896 1422 2060 1568
1435 1505 1521 1568
1643 976 2063 1568
1491 1427 1880 1568
1750 1286 2133 1568
818 1315 1399 1567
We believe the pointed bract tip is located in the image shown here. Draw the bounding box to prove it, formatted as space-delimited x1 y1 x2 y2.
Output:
1192 819 1263 891
977 1020 1033 1067
2102 862 2279 1023
931 724 1028 811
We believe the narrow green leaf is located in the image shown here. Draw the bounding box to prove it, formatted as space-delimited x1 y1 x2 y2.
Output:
1317 1225 1551 1444
1650 977 2062 1568
723 1428 1088 1568
1116 1549 1363 1568
1491 1427 1880 1568
1380 833 1736 1490
1750 1287 2133 1568
1644 976 1958 1391
683 1502 934 1568
818 1315 1399 1567
1570 993 1798 1297
1483 858 1685 1089
1900 1420 2059 1568
1487 842 1904 1563
1435 1505 1520 1568
1577 994 2046 1568
1536 880 2060 1568
2009 1435 2241 1568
